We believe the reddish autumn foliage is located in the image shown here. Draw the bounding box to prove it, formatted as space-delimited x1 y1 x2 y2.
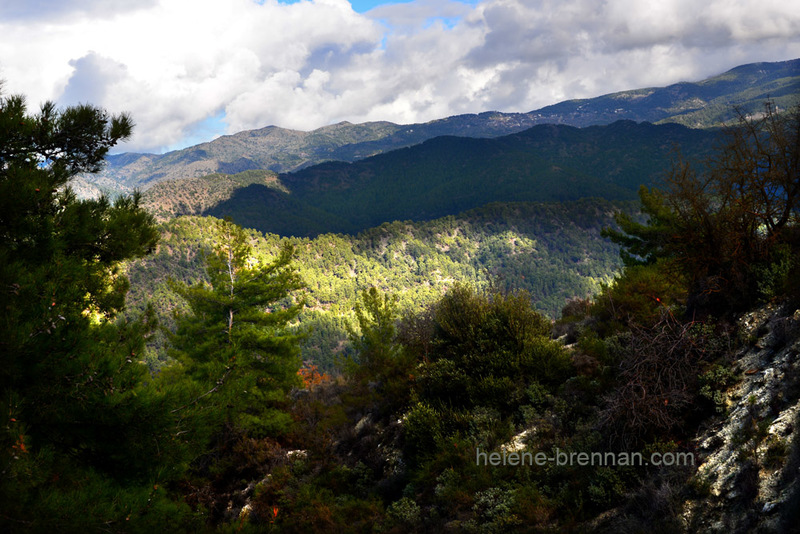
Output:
297 363 331 389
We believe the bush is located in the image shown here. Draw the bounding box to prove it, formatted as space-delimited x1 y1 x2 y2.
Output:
403 402 443 463
754 243 798 302
413 284 572 417
464 487 521 534
386 497 422 529
591 263 685 330
599 312 721 447
698 364 739 414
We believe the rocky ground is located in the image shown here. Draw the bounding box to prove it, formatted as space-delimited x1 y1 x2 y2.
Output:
684 301 800 533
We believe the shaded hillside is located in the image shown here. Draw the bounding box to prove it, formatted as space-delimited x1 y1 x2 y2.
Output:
78 58 799 196
141 169 284 221
203 120 718 237
126 198 632 369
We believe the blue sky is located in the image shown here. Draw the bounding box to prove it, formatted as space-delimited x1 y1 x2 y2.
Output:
350 0 408 11
280 1 480 14
1 0 798 153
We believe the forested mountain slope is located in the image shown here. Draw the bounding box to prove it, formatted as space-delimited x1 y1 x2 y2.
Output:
126 198 633 369
190 120 718 237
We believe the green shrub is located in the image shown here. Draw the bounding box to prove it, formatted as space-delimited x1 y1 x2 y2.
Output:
464 487 521 534
414 284 573 417
699 364 739 414
403 402 443 462
755 243 797 301
591 262 685 330
587 467 626 508
386 497 422 528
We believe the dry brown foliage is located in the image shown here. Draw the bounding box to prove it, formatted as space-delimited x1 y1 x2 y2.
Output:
600 310 720 447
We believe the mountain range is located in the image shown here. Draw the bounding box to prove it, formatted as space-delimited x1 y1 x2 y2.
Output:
185 120 718 237
75 58 799 199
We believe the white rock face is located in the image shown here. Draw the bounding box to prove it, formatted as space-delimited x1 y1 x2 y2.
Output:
684 301 800 533
500 429 534 454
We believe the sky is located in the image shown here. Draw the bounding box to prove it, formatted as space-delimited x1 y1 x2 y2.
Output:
1 0 798 153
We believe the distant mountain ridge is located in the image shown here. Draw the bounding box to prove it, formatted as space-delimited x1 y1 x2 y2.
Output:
141 120 720 237
78 58 799 197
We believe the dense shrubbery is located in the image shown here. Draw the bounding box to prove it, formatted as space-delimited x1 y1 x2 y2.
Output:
236 283 664 530
412 285 571 415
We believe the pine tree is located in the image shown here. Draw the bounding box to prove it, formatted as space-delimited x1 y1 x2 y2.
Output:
0 87 193 528
345 287 415 416
166 218 305 439
603 102 800 313
347 287 402 374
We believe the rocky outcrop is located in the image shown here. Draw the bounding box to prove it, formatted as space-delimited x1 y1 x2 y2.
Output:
684 301 800 533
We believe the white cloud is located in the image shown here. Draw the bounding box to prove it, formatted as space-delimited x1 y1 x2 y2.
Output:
60 52 129 107
1 0 798 153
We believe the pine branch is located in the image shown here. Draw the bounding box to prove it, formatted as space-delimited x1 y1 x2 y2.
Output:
170 366 234 414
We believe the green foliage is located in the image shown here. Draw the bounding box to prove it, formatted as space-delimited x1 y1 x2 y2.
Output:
413 284 572 417
585 467 627 508
698 364 739 413
591 262 686 330
345 287 414 415
604 102 800 314
210 260 721 532
754 243 798 301
347 287 402 372
127 198 629 370
385 283 580 494
386 496 422 528
402 402 444 463
165 218 305 438
463 486 521 534
0 89 194 528
601 186 676 267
